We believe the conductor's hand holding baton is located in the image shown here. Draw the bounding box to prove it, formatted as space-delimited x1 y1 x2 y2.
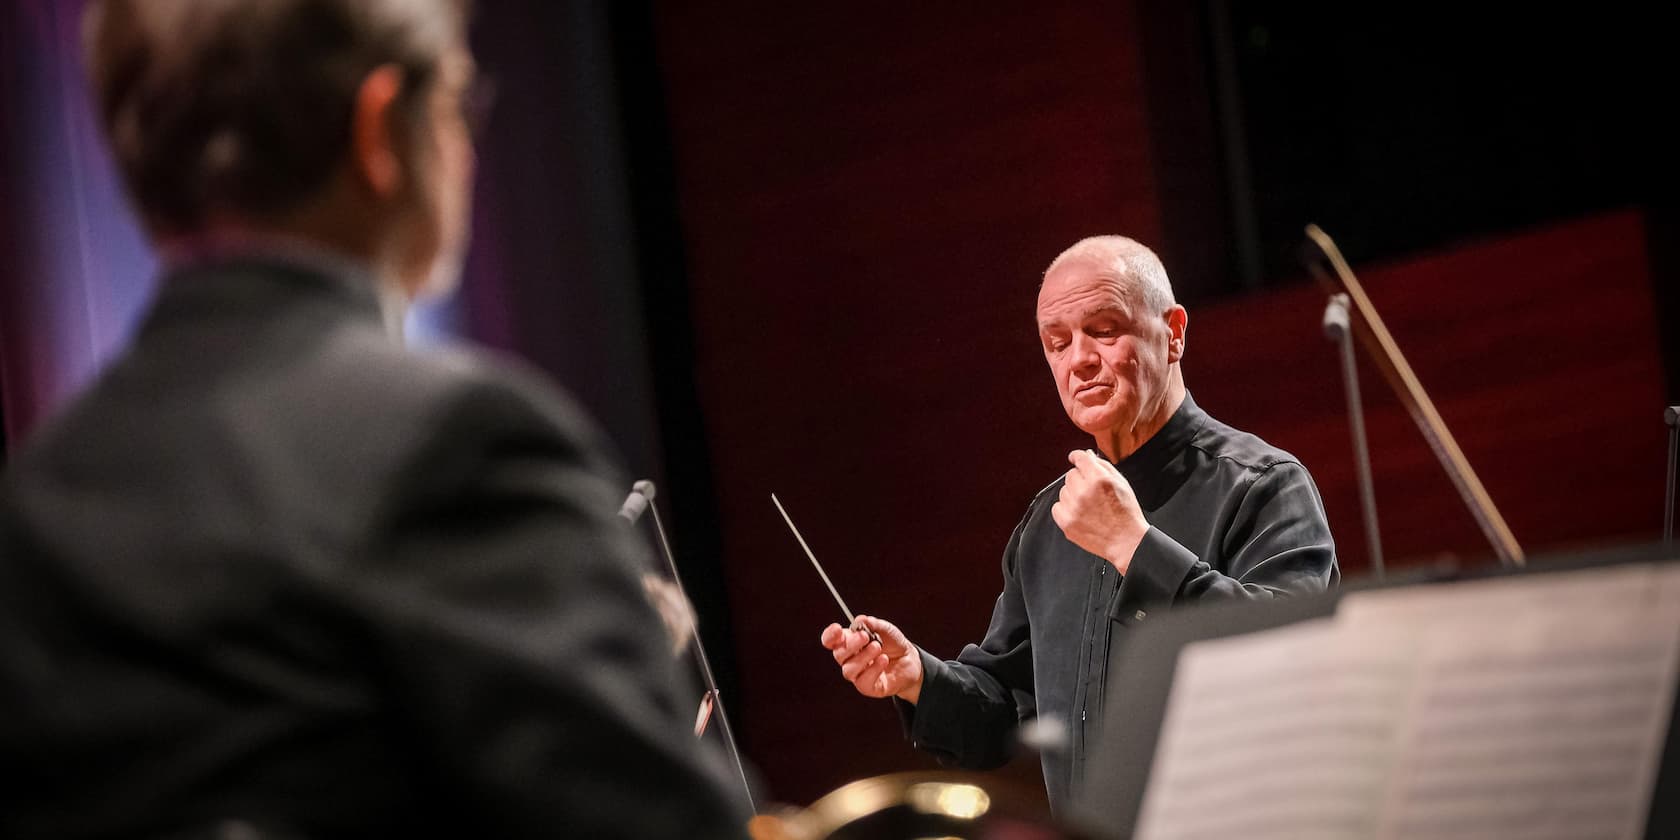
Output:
820 615 923 703
770 493 928 705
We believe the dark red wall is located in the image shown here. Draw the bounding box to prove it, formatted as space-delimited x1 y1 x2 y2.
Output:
652 3 1669 807
1190 211 1665 569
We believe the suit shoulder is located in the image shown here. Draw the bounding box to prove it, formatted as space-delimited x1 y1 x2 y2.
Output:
256 326 621 512
1189 412 1308 476
316 336 627 528
312 327 597 442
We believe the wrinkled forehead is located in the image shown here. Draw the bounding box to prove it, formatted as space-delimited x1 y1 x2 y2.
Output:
1036 258 1137 325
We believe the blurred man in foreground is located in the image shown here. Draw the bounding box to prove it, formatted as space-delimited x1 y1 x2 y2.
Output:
0 2 744 836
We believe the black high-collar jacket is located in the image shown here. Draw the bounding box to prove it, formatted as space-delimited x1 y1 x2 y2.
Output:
903 394 1339 813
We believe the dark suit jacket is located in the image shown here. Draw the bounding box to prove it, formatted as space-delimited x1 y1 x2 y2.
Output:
0 258 746 838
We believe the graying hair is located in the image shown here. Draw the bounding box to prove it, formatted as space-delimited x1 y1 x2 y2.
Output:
82 0 469 233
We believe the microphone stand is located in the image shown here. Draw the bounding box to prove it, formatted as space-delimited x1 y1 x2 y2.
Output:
1303 225 1524 568
1323 293 1384 578
1665 407 1678 551
631 483 756 816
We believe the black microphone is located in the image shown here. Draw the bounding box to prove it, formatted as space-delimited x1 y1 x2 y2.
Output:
618 479 657 523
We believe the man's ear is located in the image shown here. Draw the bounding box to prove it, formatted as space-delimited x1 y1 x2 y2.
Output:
349 64 407 198
1166 305 1188 363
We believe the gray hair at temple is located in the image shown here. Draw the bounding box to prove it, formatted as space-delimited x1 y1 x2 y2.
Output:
81 0 470 235
1044 235 1177 316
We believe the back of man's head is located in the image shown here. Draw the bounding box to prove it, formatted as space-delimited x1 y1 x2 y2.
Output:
83 0 468 237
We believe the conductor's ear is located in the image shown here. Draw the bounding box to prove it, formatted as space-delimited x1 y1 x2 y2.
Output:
1165 305 1188 363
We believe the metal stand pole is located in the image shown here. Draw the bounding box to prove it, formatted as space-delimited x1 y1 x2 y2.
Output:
646 501 756 815
1325 293 1384 578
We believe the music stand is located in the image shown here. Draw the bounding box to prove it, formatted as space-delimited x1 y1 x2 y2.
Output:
1070 543 1680 840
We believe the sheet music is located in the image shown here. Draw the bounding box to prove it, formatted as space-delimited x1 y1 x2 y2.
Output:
1133 563 1680 840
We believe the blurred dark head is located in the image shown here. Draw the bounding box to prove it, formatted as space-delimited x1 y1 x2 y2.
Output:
82 0 477 299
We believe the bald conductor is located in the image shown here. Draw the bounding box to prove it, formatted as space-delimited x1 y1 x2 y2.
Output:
821 236 1339 812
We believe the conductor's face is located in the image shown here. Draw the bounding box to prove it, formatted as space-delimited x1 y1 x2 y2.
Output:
1037 258 1176 440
